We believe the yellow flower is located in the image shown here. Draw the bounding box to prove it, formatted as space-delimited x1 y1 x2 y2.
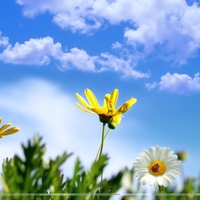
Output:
0 118 20 138
76 89 137 128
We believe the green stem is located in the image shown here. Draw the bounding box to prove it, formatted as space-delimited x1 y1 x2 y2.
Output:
98 123 105 160
95 123 106 162
103 129 112 142
158 186 164 200
94 124 112 198
95 127 111 162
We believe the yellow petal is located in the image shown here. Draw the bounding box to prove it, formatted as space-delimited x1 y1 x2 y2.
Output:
1 127 19 136
85 89 100 107
104 94 113 111
76 93 91 108
0 118 2 125
110 89 119 108
90 107 102 115
75 103 94 114
103 94 110 105
0 123 11 132
103 94 110 112
117 98 137 113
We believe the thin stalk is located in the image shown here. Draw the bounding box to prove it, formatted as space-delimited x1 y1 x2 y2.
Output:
158 185 164 200
95 127 111 162
95 123 106 162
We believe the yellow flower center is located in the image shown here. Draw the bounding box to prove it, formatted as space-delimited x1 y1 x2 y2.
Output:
149 160 166 176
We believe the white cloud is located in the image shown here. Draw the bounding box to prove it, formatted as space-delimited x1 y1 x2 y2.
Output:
98 53 150 79
0 36 62 65
0 32 9 47
159 72 200 94
112 42 122 49
53 13 101 34
145 82 158 90
0 34 148 79
59 47 98 71
16 0 200 64
123 1 200 64
16 0 99 34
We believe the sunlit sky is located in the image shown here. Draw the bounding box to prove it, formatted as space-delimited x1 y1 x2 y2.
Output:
0 0 200 196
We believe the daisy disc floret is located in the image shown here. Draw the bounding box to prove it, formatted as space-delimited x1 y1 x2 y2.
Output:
134 146 182 189
76 88 137 129
0 118 20 138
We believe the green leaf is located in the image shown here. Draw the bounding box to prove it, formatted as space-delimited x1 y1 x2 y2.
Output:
1 135 72 200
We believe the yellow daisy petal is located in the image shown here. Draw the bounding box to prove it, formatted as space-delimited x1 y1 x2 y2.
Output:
75 103 94 114
110 89 119 108
103 94 110 112
0 123 11 132
0 119 19 138
103 94 110 106
117 97 137 113
90 107 102 115
0 127 19 136
85 89 100 107
76 93 91 108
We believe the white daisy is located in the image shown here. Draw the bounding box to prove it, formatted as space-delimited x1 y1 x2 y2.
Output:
133 146 182 189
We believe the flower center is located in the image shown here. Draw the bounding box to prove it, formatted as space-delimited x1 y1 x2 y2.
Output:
99 115 112 123
149 160 166 176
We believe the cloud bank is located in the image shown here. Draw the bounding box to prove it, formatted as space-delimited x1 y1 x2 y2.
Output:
15 0 200 64
2 0 200 93
0 33 148 79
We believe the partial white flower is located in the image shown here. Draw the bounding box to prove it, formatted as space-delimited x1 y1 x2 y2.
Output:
133 146 182 189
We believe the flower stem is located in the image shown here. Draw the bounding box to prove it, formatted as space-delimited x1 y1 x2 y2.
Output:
95 126 111 162
95 123 106 162
98 123 105 160
158 186 164 200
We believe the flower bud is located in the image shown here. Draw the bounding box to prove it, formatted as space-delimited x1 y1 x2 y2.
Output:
176 150 188 161
108 115 122 129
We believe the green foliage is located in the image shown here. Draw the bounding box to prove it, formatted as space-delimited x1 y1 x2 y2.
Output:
63 155 123 200
154 177 200 200
3 134 199 200
0 135 130 200
120 168 146 200
1 135 71 200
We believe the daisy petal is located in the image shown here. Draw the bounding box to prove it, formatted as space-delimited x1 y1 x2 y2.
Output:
167 168 182 175
85 89 100 107
110 89 119 108
76 93 91 108
0 123 11 132
0 127 19 136
164 174 177 183
75 103 94 114
116 98 137 113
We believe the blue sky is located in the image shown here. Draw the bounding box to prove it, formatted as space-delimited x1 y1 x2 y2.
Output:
0 0 200 195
